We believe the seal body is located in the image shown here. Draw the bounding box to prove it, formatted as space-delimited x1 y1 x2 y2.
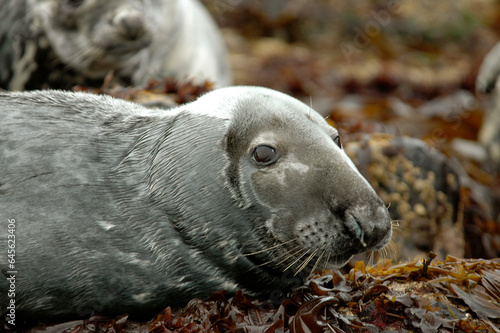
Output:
0 0 232 90
0 87 391 319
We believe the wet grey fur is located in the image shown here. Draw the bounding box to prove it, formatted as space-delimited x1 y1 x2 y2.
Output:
0 87 391 319
0 0 232 90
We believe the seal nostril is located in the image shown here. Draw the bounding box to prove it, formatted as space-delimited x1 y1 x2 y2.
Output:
347 213 368 248
114 11 146 41
356 221 367 247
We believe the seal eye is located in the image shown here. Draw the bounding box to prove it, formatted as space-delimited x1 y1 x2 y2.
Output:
252 145 279 166
333 135 342 149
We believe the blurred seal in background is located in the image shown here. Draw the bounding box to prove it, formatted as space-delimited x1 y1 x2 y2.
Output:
0 0 232 90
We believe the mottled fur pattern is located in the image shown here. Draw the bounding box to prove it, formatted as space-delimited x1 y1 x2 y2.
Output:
0 87 391 320
0 0 232 90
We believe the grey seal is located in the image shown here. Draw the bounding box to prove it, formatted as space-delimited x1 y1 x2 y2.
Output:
0 0 232 90
0 86 392 320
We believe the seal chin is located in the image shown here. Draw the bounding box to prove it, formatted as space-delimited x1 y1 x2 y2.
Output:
325 255 355 270
371 224 393 251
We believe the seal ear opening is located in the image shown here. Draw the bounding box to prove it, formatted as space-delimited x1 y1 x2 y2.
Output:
222 130 255 209
333 135 342 149
223 132 244 207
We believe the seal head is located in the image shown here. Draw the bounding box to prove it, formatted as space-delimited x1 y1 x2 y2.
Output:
217 87 392 272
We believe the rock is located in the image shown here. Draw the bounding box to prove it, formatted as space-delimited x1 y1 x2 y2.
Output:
345 134 464 261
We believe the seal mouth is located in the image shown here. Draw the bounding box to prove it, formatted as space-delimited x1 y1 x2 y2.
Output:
244 250 289 277
256 207 392 275
102 37 152 54
241 240 312 283
323 204 392 259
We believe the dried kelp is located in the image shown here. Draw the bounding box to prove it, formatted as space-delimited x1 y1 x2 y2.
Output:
21 255 500 333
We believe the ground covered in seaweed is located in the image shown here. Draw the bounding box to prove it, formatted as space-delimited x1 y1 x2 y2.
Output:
23 256 500 332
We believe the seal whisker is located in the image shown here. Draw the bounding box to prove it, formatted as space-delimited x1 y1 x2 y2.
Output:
310 248 326 274
253 249 300 269
295 246 321 276
368 251 376 266
323 248 332 270
62 45 99 70
307 95 313 120
379 248 390 262
278 245 308 265
242 238 297 256
391 224 406 238
283 248 311 272
365 251 373 266
372 238 397 263
256 242 304 269
381 247 388 259
377 243 388 258
386 240 399 261
254 258 278 268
